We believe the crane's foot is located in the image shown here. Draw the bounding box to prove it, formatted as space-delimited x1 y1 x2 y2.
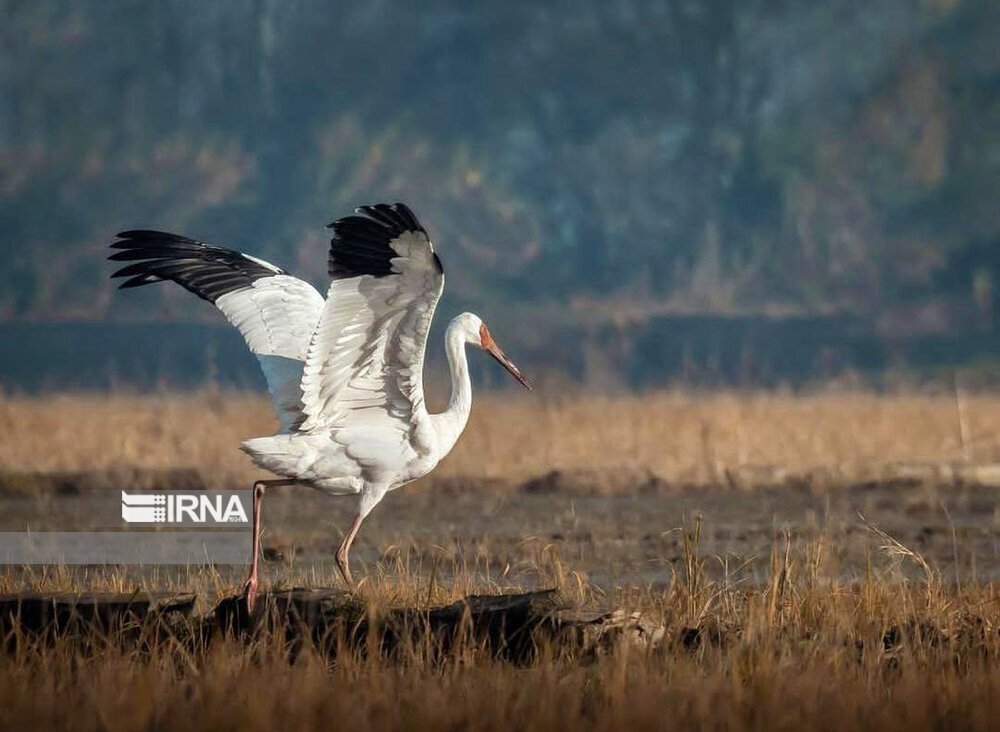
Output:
335 550 355 590
243 575 259 614
335 512 364 591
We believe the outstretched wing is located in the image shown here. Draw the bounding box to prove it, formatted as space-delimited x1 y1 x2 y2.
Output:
109 231 325 432
298 203 444 466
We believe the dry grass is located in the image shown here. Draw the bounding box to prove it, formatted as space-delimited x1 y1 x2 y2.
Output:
1 389 1000 729
1 389 999 490
0 536 999 730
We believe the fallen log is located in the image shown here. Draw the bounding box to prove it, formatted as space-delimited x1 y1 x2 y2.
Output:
211 587 666 663
0 588 664 663
0 590 196 652
0 591 196 634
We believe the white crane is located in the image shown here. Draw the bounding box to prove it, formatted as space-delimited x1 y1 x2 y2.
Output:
110 202 530 609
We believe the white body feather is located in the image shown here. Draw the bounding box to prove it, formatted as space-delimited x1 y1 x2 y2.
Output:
111 204 487 525
232 224 478 519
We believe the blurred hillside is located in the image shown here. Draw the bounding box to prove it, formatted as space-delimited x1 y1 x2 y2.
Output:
2 0 999 388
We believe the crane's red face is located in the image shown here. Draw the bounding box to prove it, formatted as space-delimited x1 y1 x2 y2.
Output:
479 323 532 390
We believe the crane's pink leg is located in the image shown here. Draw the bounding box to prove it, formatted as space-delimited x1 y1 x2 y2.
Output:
335 513 365 588
243 482 266 612
243 479 296 613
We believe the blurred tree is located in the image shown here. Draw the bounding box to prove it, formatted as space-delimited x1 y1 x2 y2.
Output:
0 0 997 343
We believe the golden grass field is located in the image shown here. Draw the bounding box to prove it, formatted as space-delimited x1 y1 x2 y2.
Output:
0 565 998 730
0 389 999 730
1 388 998 487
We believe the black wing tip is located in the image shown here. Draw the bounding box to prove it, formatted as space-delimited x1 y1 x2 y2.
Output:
116 229 166 238
326 202 425 233
107 229 284 301
390 202 424 233
326 201 431 280
117 274 164 289
108 230 202 260
113 229 197 243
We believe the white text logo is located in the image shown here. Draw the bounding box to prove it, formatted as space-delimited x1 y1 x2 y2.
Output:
121 491 249 524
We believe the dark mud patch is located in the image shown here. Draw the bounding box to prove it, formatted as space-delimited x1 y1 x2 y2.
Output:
519 467 672 496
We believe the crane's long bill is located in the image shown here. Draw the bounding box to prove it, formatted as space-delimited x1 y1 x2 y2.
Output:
485 342 532 390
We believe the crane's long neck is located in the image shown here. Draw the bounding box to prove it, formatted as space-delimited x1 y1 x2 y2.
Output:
432 322 473 457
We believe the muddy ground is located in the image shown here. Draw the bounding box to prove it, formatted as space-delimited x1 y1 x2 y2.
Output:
0 468 997 590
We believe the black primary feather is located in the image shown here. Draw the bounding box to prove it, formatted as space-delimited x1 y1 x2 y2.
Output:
326 202 442 280
108 230 284 303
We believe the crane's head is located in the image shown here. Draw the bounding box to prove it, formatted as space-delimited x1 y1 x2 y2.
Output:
455 313 532 390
